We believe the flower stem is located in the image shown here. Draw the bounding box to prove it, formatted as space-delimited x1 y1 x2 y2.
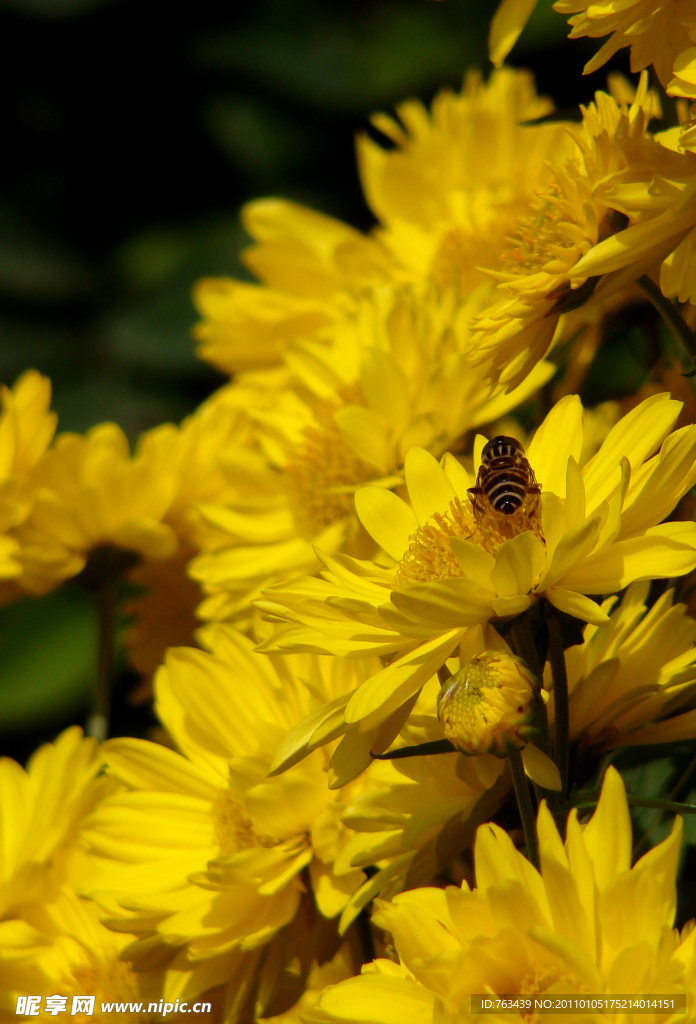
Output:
86 574 116 742
509 746 540 871
355 907 375 965
545 606 570 802
509 616 552 762
570 793 696 815
637 275 696 373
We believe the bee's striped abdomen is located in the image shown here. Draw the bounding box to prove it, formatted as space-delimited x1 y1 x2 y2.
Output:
477 436 535 516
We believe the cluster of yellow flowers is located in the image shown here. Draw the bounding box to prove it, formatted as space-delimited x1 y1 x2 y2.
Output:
3 2 696 1021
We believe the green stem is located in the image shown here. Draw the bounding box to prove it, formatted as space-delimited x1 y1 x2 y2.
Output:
509 616 541 679
637 275 696 372
565 788 696 816
509 747 540 871
545 606 570 803
510 616 552 763
86 574 116 742
355 907 376 965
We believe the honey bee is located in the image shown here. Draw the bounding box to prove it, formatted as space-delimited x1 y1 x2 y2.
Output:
467 435 541 519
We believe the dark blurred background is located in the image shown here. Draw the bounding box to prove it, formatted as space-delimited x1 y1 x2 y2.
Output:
11 1 691 882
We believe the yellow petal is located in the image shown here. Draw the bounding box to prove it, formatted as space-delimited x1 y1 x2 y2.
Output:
470 360 555 426
473 433 487 473
354 487 418 561
344 628 465 728
334 405 391 474
569 195 696 280
527 395 583 498
582 393 681 512
103 738 220 799
491 532 546 598
545 588 610 626
391 578 495 628
404 447 456 525
543 515 601 589
564 457 586 530
441 451 472 496
661 227 696 304
450 538 495 589
521 744 561 791
619 424 696 537
489 0 539 67
267 691 353 776
561 525 696 593
359 348 411 430
582 766 631 890
620 707 696 745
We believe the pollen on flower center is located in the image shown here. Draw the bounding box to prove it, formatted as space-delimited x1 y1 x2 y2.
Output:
498 188 574 276
71 957 146 1021
213 789 279 856
396 495 542 587
519 966 587 1022
284 395 379 539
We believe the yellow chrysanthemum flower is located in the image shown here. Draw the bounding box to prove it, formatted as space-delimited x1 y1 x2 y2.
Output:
191 285 553 625
193 200 388 375
0 727 106 922
556 580 696 751
9 422 179 594
467 78 664 389
356 67 572 290
0 371 61 591
491 0 696 101
0 889 163 1022
259 392 696 773
192 69 571 378
565 123 696 307
306 767 696 1024
81 627 381 1016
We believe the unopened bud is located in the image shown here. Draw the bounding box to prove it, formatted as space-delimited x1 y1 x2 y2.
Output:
437 651 538 757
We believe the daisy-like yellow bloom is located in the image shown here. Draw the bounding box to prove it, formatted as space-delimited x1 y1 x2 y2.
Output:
565 117 696 307
356 67 573 290
259 392 696 777
467 78 664 389
0 889 163 1022
0 370 62 592
306 767 696 1024
9 422 179 594
0 727 106 923
491 0 696 101
191 285 553 625
193 69 571 378
193 200 388 375
555 580 696 751
81 627 382 1016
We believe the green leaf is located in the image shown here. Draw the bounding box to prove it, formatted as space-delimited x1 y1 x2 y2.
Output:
0 586 96 733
